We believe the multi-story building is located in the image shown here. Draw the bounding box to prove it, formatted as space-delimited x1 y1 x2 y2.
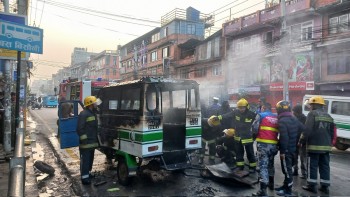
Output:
174 29 226 104
315 0 350 96
71 47 96 65
119 7 214 81
222 0 348 107
88 50 119 81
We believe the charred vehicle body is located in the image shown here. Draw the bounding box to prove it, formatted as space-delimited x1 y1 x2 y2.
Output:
96 77 202 185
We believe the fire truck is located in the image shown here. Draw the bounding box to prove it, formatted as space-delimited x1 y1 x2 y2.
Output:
58 78 109 101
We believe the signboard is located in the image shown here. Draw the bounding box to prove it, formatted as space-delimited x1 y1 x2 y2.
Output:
0 12 28 59
269 81 314 91
0 19 43 54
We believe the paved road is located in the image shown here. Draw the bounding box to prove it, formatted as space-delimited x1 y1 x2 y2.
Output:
29 107 350 196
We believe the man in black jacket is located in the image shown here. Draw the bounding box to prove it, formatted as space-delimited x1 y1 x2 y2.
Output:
300 96 336 195
275 100 304 196
77 96 102 185
292 104 307 178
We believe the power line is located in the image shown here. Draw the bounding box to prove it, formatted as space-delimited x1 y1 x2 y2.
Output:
38 0 46 27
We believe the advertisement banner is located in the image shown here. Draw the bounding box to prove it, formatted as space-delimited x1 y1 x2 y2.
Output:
269 81 311 91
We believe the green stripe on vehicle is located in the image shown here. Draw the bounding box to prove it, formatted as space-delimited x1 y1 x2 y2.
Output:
186 127 201 136
335 122 350 131
135 132 163 142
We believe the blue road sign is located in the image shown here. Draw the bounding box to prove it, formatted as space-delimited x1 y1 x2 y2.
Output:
0 19 43 54
0 12 26 25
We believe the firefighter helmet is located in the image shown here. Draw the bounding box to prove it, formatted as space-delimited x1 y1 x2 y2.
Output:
308 95 326 105
276 100 291 114
223 128 235 137
208 115 220 127
237 98 249 107
84 96 102 107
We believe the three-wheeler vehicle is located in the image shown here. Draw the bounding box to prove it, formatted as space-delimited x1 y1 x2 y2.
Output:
58 77 202 185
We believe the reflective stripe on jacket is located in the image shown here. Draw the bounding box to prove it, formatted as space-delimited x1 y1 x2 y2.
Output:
305 109 334 153
256 111 279 144
77 108 99 149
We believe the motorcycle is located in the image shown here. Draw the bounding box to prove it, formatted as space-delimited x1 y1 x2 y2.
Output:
31 101 42 110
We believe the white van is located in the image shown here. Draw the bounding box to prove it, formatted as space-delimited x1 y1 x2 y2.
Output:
303 95 350 151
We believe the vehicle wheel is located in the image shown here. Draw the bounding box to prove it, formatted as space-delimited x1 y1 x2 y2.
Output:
117 158 132 186
335 141 349 151
34 160 55 175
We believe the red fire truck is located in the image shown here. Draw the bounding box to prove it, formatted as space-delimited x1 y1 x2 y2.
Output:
58 78 109 101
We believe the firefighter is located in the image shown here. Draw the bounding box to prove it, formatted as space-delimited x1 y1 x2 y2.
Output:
200 97 222 165
216 128 236 167
77 96 102 185
252 103 279 196
274 100 303 196
300 96 336 195
208 98 256 172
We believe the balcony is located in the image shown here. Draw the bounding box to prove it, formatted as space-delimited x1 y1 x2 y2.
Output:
223 0 311 37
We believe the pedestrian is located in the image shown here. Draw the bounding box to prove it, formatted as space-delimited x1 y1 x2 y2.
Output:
77 96 102 185
208 98 257 172
215 128 236 167
292 104 307 179
256 97 266 114
300 96 336 195
274 100 303 196
207 97 221 117
251 103 279 196
200 97 222 165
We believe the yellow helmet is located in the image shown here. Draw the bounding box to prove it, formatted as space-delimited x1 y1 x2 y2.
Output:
84 96 101 107
309 96 325 105
208 115 220 127
223 128 235 137
237 98 248 107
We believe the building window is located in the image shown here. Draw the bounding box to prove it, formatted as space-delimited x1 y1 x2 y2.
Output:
162 46 169 58
263 31 273 44
214 37 220 57
327 53 350 75
180 68 189 79
330 13 350 34
290 24 301 42
151 32 160 43
212 65 222 76
302 21 313 41
113 69 117 76
194 67 207 78
151 51 158 62
164 27 168 37
105 55 110 65
206 41 212 59
106 69 109 75
187 24 195 34
113 56 117 66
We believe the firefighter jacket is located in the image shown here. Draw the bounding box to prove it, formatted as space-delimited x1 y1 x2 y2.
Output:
302 108 335 153
277 112 303 154
216 136 235 152
255 111 279 144
219 109 256 144
77 108 99 149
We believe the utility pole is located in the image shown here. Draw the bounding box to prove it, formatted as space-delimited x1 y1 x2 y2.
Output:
2 0 12 153
281 0 289 101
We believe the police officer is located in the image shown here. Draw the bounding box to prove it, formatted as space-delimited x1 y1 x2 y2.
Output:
300 96 336 195
77 96 102 185
209 98 256 172
274 100 303 196
252 103 279 196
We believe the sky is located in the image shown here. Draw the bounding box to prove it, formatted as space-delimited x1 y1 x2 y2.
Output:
28 0 266 81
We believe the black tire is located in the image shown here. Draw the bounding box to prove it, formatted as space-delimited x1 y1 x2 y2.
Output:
335 141 349 151
34 160 55 175
117 158 132 186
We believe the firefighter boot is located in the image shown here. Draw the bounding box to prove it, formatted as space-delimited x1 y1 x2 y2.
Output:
319 185 329 195
252 182 267 196
302 184 317 193
276 185 292 196
268 176 274 190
